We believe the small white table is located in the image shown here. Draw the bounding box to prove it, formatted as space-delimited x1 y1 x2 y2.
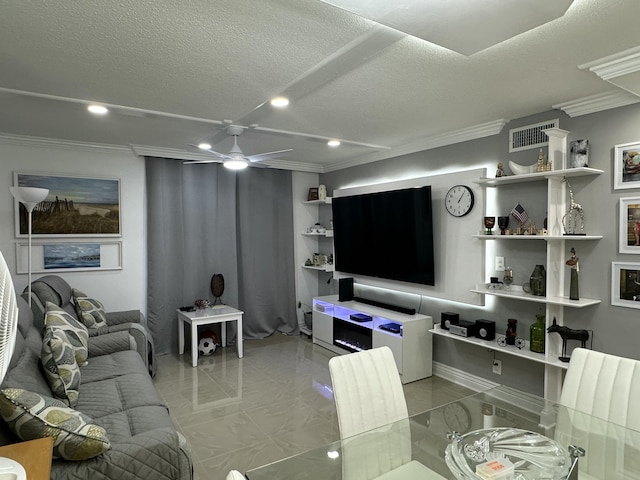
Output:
177 305 244 367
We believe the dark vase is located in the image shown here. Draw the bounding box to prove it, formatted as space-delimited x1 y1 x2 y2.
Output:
506 318 517 345
529 264 546 296
530 314 545 353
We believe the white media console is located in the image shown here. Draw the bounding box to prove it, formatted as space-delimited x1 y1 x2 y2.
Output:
312 295 433 384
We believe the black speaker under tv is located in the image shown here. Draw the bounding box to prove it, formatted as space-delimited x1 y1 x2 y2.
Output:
332 186 435 286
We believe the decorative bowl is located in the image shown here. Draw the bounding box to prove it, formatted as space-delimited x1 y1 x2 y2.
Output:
508 160 537 175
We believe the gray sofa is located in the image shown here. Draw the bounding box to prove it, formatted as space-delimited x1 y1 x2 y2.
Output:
0 295 193 480
25 275 157 377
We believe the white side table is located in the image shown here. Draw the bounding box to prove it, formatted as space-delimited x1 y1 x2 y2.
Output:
177 305 244 367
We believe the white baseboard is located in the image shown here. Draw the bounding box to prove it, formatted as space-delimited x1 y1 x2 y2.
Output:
433 361 499 392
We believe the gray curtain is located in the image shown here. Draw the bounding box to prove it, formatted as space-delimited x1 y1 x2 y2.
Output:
145 157 298 354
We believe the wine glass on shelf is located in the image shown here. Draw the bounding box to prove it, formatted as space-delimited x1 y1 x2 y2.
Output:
483 216 496 235
498 216 509 235
503 267 513 290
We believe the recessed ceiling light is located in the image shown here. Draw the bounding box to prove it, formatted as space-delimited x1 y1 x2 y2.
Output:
198 143 212 150
87 104 108 115
270 96 289 108
328 140 341 147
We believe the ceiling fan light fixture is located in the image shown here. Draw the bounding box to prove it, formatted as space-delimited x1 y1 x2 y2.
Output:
270 96 289 108
328 139 341 147
224 158 249 170
198 142 212 150
87 104 108 115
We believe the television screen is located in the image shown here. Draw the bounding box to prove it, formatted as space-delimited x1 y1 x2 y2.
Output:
332 186 435 286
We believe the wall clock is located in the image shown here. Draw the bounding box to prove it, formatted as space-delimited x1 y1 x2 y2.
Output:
445 185 475 217
443 401 472 433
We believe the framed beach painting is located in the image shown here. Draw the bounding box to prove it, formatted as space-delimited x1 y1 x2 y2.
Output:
13 172 121 237
614 142 640 190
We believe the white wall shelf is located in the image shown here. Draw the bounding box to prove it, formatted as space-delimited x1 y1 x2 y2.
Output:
301 230 334 238
430 325 569 370
303 197 332 205
475 167 603 187
472 234 602 241
471 285 600 307
473 128 603 401
302 264 335 272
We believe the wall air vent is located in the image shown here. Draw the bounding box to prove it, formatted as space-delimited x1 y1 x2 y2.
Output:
509 119 559 153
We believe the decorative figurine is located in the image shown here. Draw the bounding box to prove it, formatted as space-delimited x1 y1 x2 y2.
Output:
566 247 579 300
495 163 506 177
547 318 590 362
505 318 517 345
562 178 585 235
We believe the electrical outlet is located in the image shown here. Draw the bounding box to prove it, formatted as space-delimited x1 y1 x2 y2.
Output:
492 359 502 375
495 256 505 272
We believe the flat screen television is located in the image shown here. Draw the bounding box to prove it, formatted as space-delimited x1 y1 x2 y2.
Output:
332 186 435 286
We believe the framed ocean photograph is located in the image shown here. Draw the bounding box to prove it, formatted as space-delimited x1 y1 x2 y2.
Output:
614 141 640 190
15 242 122 273
13 172 121 237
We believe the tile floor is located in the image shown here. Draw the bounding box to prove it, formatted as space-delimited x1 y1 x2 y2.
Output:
153 333 475 480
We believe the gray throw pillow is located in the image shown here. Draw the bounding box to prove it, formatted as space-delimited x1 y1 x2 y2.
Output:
71 288 108 329
45 301 89 365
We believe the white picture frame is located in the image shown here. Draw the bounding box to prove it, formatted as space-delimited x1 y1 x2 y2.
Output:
614 141 640 190
15 241 122 274
619 197 640 254
611 262 640 309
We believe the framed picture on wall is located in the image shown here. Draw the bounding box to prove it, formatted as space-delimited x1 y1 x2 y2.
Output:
13 172 121 237
619 197 640 253
614 141 640 190
612 262 640 309
15 241 123 273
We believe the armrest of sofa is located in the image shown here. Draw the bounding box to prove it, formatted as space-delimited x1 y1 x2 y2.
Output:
50 428 193 480
105 310 146 327
87 331 137 357
88 323 156 377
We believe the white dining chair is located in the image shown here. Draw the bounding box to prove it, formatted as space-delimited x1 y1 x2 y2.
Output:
328 346 408 439
556 348 640 480
226 470 247 480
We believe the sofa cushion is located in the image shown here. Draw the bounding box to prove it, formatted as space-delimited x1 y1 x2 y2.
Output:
0 388 111 460
41 328 81 407
72 288 108 329
45 301 88 365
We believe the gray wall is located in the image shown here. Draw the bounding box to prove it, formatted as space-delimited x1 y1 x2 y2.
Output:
321 104 640 396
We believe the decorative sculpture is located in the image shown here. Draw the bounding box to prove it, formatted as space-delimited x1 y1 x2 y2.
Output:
546 318 590 362
566 248 579 300
562 178 585 235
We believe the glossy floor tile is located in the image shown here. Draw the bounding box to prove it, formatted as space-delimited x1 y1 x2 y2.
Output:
153 333 474 480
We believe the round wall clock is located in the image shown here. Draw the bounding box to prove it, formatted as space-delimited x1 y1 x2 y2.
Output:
445 185 475 217
443 401 472 433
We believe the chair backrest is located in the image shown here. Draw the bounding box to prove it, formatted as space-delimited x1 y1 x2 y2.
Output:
329 346 408 439
560 347 640 430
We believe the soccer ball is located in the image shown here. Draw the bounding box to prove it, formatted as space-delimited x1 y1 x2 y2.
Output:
198 337 217 356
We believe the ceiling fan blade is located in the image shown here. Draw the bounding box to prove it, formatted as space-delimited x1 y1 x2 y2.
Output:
187 144 231 159
247 149 293 163
183 159 222 165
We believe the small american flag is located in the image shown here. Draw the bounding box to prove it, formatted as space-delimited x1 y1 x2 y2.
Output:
511 203 529 224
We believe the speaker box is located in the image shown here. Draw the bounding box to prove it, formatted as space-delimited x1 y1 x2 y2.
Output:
338 278 354 302
441 312 459 330
475 319 496 341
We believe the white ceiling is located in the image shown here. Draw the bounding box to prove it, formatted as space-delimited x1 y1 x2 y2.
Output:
1 0 639 172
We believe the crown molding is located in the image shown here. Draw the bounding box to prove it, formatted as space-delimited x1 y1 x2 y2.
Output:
323 119 508 173
552 90 640 117
0 133 130 152
579 46 640 81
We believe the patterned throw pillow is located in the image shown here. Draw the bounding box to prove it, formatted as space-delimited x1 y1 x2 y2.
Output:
71 288 108 329
0 388 111 460
41 327 81 407
45 301 89 365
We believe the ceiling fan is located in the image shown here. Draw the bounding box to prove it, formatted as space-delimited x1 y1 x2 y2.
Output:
185 125 293 170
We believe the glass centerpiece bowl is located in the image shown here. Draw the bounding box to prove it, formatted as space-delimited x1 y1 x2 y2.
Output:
445 428 570 480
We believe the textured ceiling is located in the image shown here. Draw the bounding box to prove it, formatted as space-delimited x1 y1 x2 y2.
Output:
0 0 639 172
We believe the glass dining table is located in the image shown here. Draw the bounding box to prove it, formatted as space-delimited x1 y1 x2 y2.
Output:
246 386 640 480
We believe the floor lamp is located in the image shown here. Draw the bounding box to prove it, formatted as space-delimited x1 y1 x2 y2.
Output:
10 186 49 307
